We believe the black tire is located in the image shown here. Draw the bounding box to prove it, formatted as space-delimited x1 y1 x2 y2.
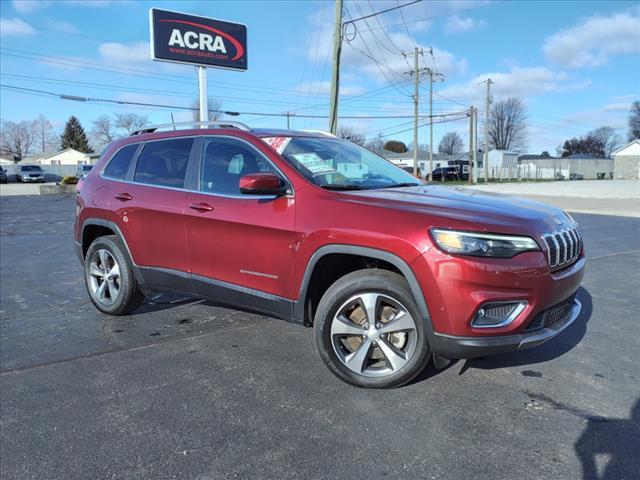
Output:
314 269 431 388
84 235 145 315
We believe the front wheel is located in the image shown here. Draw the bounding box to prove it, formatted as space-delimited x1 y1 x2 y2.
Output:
314 269 431 388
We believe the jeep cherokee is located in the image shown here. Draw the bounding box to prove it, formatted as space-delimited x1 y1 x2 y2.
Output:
74 121 584 388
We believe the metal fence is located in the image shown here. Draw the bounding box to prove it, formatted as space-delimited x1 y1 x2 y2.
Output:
1 164 80 182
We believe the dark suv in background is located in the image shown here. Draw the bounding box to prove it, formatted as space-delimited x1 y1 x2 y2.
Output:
75 121 584 388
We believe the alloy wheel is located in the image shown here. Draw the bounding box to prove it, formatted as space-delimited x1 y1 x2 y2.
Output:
330 293 418 378
88 249 121 306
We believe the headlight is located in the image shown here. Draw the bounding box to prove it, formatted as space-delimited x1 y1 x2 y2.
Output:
430 228 540 258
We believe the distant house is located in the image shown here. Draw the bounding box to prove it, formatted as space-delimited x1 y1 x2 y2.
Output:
613 139 640 179
0 156 14 166
29 148 92 165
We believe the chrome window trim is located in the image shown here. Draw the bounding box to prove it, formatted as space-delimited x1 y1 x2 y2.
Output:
98 134 295 201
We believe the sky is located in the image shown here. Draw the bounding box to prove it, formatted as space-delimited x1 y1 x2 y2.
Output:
0 0 639 154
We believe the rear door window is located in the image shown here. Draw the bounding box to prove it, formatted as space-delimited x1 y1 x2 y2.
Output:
133 138 194 189
103 144 138 180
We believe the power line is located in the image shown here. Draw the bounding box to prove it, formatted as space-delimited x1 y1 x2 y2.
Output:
0 83 440 120
344 0 422 24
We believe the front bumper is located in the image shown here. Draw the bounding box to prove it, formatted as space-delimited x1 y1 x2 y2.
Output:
21 177 44 182
431 297 582 358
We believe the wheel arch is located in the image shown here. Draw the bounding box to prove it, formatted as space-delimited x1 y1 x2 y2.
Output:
295 245 433 334
80 219 144 284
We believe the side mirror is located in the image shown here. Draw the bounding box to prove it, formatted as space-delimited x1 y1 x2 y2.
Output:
239 173 287 196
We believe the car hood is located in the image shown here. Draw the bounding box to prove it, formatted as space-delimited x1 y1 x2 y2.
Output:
338 185 572 235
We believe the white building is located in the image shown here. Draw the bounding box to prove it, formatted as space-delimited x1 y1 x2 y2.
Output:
32 148 91 165
613 139 640 179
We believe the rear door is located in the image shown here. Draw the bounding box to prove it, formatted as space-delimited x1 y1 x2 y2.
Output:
109 137 195 287
184 135 296 303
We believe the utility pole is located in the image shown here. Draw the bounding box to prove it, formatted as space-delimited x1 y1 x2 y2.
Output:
482 78 493 182
402 47 427 177
285 111 291 129
473 106 478 183
328 0 343 135
468 106 475 185
412 47 419 176
426 67 444 182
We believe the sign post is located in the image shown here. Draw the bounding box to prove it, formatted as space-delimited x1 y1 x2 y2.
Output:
149 8 247 125
198 66 208 125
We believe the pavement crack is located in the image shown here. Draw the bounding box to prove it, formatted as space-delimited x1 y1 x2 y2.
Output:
587 249 640 261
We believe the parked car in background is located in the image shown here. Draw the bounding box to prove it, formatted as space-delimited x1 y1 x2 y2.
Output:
430 166 459 181
401 166 422 178
76 164 93 179
75 121 584 388
0 167 7 184
16 165 45 183
569 173 584 180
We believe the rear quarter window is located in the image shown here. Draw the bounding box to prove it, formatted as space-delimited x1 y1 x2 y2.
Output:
103 144 138 180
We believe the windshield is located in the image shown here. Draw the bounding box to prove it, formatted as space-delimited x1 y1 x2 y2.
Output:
20 165 42 172
274 137 421 190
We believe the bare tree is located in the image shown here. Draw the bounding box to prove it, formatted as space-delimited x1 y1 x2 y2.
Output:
488 97 528 152
0 120 36 159
628 101 640 141
337 125 365 146
588 126 622 157
33 115 56 153
438 132 464 155
91 115 118 150
114 113 148 135
191 98 223 122
365 133 385 152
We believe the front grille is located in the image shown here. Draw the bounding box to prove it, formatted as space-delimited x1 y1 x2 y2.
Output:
541 225 582 269
525 293 576 332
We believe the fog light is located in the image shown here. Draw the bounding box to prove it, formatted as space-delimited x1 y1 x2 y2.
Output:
472 301 527 328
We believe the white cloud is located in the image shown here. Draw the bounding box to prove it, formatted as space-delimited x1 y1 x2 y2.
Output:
444 15 487 34
543 10 640 68
295 81 366 97
99 41 151 64
603 102 632 112
45 19 78 35
11 1 51 14
440 66 590 101
0 17 35 37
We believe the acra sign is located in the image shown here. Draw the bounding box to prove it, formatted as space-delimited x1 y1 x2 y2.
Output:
149 8 247 71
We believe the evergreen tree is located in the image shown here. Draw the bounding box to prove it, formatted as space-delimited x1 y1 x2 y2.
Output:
60 116 93 153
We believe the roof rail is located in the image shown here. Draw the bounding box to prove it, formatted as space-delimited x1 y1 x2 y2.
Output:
131 120 251 136
300 129 337 138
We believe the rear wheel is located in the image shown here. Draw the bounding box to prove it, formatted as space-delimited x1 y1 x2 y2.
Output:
314 269 431 388
84 235 144 315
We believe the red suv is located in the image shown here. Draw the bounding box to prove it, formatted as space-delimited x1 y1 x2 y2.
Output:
74 122 585 388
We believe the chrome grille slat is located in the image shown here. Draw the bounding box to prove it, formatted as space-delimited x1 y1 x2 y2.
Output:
542 225 582 269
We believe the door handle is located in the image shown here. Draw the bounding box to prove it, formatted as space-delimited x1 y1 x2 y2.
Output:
114 192 133 201
189 202 214 212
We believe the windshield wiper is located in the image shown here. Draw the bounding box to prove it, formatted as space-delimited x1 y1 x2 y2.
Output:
320 184 368 191
377 182 421 189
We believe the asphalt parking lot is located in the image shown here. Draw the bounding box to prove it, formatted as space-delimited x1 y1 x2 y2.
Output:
1 194 639 480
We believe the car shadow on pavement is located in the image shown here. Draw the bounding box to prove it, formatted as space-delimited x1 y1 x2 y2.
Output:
461 286 593 371
574 399 640 480
134 292 203 314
